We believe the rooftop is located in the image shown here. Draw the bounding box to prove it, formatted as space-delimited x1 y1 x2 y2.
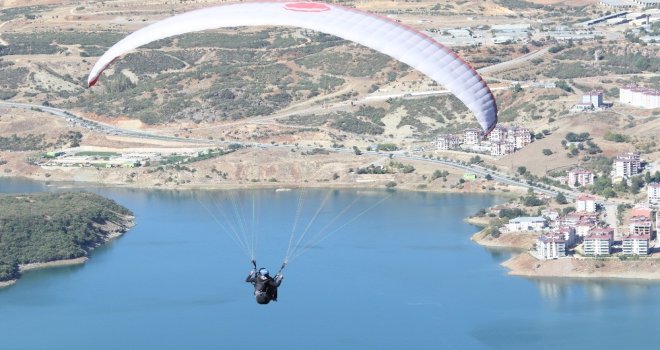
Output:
539 235 565 243
570 168 593 174
510 216 546 223
590 228 614 235
623 234 651 240
577 194 596 201
585 233 613 240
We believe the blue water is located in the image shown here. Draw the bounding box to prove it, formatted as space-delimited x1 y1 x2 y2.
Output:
0 178 658 350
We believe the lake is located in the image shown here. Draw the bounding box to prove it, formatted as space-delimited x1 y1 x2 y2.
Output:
0 177 658 350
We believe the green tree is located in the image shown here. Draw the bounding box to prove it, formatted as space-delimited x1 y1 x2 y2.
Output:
630 176 645 195
469 155 482 164
517 166 527 175
542 149 553 156
604 132 629 143
555 192 568 204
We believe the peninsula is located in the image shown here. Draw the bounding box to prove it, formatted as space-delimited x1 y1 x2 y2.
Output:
0 192 135 288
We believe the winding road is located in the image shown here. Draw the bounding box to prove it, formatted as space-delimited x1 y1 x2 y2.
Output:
1 100 578 201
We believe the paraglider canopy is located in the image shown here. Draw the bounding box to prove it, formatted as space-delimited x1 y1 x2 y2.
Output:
87 1 498 134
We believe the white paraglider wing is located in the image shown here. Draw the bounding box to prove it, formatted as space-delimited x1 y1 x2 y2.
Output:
88 1 497 134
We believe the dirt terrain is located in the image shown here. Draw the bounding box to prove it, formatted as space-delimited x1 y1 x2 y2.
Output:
1 0 657 189
504 253 660 280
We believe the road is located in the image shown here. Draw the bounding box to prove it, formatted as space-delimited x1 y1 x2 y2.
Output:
2 100 580 199
477 48 549 75
0 20 12 46
0 101 208 145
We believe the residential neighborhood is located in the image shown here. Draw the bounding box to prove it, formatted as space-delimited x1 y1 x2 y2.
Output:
435 124 533 158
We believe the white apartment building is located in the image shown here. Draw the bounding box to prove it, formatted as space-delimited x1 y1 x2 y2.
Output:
490 141 515 157
576 221 595 237
629 217 653 236
536 235 567 260
620 85 660 109
553 226 577 247
583 229 613 256
506 126 532 150
541 209 560 221
576 194 597 213
507 216 547 232
622 234 650 256
463 128 483 145
632 0 660 8
488 125 508 143
435 134 460 150
581 90 604 108
568 168 595 188
648 182 660 205
613 152 641 178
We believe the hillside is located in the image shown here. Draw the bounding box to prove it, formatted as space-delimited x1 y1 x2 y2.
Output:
0 0 658 193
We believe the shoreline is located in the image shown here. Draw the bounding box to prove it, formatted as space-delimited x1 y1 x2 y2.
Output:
0 213 134 289
0 173 524 197
19 257 89 273
471 226 660 281
502 253 660 281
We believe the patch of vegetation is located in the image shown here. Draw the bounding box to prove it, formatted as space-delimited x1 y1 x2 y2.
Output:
377 143 398 152
565 132 590 143
388 161 415 174
604 131 629 143
297 47 392 77
177 31 271 49
431 170 449 181
555 80 573 93
498 208 529 220
0 134 49 151
1 31 124 57
278 114 329 127
0 5 53 21
495 0 543 9
356 106 387 126
302 148 330 156
356 164 391 174
0 67 29 91
115 51 186 77
0 192 133 282
546 62 596 79
330 112 384 135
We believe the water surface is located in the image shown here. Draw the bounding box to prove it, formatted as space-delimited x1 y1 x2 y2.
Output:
0 178 658 350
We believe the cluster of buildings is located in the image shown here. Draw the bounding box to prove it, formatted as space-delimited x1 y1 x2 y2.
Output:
619 85 660 109
503 194 659 260
435 125 532 157
562 151 643 188
574 85 660 112
599 0 660 10
39 152 147 169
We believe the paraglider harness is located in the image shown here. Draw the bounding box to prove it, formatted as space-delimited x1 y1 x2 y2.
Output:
249 260 286 304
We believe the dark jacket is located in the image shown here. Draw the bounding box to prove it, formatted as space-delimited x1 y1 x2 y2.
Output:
246 272 283 304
